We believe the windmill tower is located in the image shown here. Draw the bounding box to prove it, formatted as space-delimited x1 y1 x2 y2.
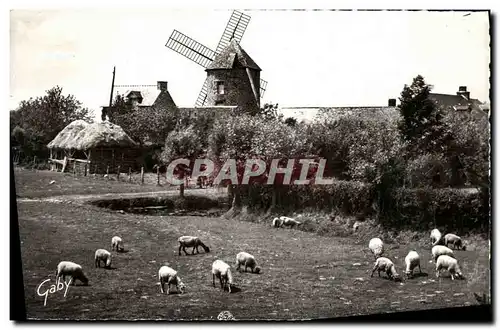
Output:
165 10 268 108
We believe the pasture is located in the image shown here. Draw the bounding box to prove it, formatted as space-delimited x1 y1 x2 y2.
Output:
14 168 490 320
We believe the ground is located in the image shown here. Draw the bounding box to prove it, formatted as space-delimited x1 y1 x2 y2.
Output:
14 168 490 320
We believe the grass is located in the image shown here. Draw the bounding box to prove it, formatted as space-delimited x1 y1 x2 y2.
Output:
14 168 490 320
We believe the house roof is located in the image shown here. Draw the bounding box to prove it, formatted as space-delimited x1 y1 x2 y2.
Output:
207 39 261 71
428 92 487 118
113 86 161 107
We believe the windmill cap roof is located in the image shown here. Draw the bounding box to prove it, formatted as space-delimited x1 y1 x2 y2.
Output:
206 39 261 71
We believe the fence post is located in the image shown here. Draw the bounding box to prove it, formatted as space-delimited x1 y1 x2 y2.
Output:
128 167 132 183
140 167 144 185
117 165 121 181
94 164 98 176
106 165 109 179
157 166 161 186
84 163 88 176
73 162 77 176
33 156 37 171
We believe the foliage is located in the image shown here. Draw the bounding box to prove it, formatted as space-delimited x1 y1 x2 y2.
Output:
284 117 298 127
255 102 283 121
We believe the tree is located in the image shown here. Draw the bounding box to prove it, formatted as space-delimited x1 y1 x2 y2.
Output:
255 102 283 121
397 75 452 154
11 86 93 159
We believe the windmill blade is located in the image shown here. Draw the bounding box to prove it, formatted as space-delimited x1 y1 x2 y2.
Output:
166 30 216 68
260 79 268 98
195 77 210 107
215 10 251 55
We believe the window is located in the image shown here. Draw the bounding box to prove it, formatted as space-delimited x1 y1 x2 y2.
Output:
216 81 225 95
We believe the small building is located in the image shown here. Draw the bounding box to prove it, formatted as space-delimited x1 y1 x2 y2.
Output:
429 86 488 119
47 120 141 174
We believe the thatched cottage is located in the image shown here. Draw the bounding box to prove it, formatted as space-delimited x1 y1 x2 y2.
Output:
47 120 141 174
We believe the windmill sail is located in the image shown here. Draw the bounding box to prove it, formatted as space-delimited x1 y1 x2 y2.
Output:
215 10 251 55
166 30 215 68
195 78 210 107
260 79 268 98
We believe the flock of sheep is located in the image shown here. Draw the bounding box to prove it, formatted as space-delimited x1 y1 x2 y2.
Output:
368 228 466 282
53 217 467 302
54 234 261 295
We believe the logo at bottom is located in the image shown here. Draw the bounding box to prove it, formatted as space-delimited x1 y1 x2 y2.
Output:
217 311 235 320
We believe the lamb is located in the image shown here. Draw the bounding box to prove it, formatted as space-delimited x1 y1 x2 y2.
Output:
371 257 401 281
431 245 455 262
55 261 89 286
178 236 210 256
111 236 124 252
368 238 384 259
94 249 112 268
279 216 302 228
430 228 443 246
235 252 261 274
272 217 283 228
404 250 422 278
158 266 185 294
443 233 466 250
435 255 464 280
212 260 234 293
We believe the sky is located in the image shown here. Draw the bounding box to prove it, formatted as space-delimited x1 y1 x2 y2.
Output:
9 9 490 120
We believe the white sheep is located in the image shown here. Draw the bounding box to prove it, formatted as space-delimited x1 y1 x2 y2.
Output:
158 266 185 294
443 233 466 250
435 255 464 280
371 257 401 281
279 216 302 228
235 252 261 274
431 245 455 262
368 238 384 259
212 260 234 293
56 261 89 286
430 228 443 246
404 250 422 278
178 236 210 256
111 236 124 252
94 249 112 268
272 217 283 228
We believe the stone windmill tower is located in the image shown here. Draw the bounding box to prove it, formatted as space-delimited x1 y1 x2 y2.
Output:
204 38 261 111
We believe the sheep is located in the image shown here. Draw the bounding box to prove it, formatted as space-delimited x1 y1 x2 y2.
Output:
279 216 302 228
111 236 124 252
371 257 401 281
94 249 112 268
272 217 283 228
368 238 384 259
178 236 210 256
212 260 234 293
404 250 422 278
431 245 455 262
235 252 261 274
435 255 464 280
55 261 89 286
158 266 185 294
430 228 443 246
443 233 466 250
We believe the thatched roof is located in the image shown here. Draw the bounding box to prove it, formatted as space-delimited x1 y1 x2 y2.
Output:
48 120 137 150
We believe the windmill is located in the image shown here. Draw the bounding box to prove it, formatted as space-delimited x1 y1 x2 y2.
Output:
165 10 268 107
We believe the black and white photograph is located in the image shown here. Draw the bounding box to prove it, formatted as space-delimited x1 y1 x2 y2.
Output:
9 5 492 322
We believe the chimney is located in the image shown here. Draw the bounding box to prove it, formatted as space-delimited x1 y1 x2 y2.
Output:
457 86 470 100
157 81 168 91
388 98 396 106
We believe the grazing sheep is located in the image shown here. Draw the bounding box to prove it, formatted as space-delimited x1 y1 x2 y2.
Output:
431 245 455 262
178 236 210 256
435 255 464 280
212 260 234 293
56 261 89 286
368 238 384 259
235 252 261 274
158 266 185 294
444 233 466 250
404 250 422 278
371 257 401 281
94 249 112 268
111 236 124 252
279 216 302 228
272 217 283 228
430 228 443 246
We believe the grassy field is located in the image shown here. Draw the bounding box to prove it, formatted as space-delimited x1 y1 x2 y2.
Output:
14 168 490 320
